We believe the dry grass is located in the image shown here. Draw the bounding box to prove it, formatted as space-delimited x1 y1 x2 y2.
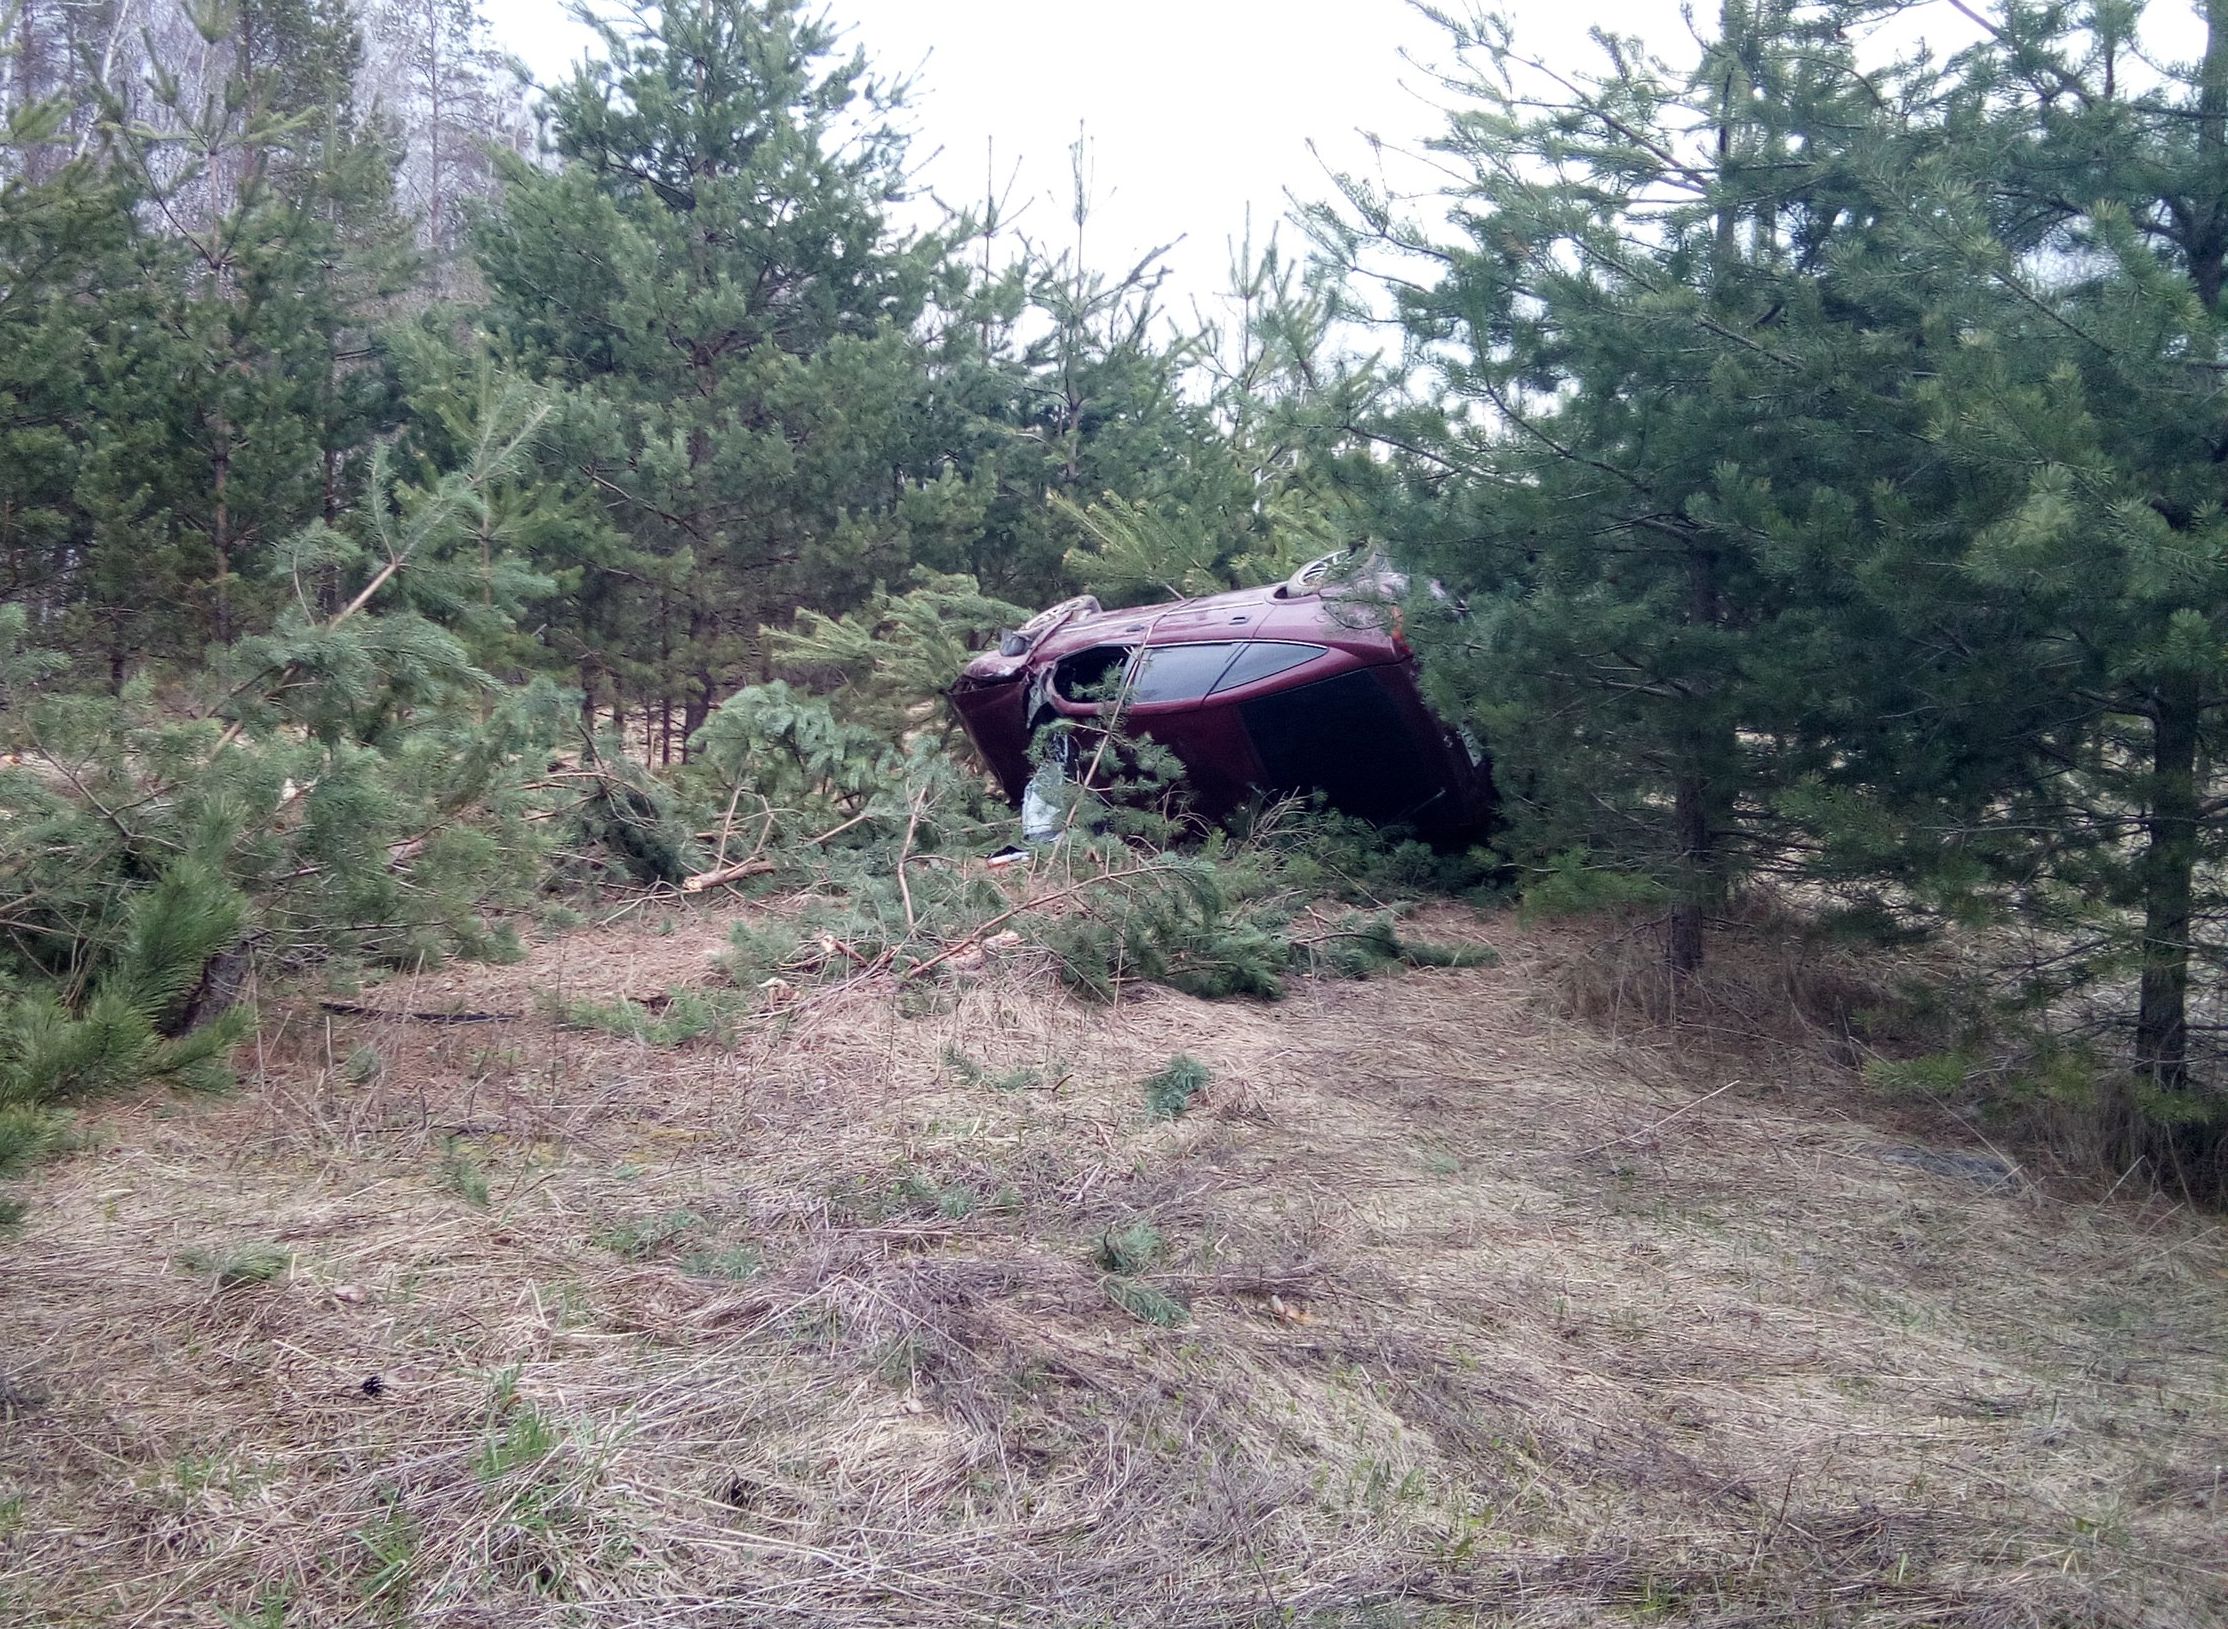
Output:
1 900 2223 1627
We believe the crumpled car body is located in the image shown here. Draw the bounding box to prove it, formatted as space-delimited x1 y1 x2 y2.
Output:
947 558 1492 837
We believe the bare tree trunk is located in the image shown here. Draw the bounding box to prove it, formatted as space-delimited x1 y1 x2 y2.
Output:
2135 681 2199 1094
1669 532 1724 977
682 669 714 764
211 418 232 643
1667 778 1710 976
2126 678 2221 1192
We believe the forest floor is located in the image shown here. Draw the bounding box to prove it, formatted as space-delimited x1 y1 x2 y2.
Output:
2 901 2225 1627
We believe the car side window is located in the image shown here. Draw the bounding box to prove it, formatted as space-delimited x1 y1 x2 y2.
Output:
1126 642 1239 705
1053 645 1134 703
1209 641 1327 695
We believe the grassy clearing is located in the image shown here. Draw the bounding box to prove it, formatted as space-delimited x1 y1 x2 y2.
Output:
0 903 2223 1626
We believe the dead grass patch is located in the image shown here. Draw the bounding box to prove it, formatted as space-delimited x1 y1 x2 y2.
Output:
0 902 2222 1625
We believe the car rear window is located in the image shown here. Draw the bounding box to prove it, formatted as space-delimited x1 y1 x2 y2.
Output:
1210 641 1326 695
1126 641 1239 704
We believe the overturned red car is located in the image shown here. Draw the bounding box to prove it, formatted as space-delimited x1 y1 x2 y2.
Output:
948 555 1492 838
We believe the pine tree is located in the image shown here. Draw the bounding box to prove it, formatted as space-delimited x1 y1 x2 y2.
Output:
0 375 572 1220
1331 2 1951 970
1863 0 2228 1184
923 132 1270 610
0 81 133 627
75 0 410 665
1057 220 1367 603
1343 0 2228 1183
477 0 949 760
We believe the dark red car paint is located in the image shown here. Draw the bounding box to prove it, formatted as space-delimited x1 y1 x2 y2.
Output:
947 571 1491 836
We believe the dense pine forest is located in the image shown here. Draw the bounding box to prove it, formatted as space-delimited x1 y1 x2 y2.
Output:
8 0 2228 1223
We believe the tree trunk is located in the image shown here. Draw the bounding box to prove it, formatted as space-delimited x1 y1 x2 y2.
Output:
1668 770 1712 976
682 670 714 763
2128 677 2222 1191
211 422 232 644
2135 682 2200 1091
2196 0 2228 312
1669 524 1727 976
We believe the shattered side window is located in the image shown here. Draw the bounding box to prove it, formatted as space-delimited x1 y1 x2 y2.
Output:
1126 642 1239 704
1209 641 1327 695
1053 645 1135 703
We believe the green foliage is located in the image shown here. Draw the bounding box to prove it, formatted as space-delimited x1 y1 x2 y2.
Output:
1092 1219 1166 1275
1103 1277 1190 1327
0 856 250 1105
1299 912 1496 979
1093 1219 1188 1325
769 572 1031 753
838 1164 1007 1224
437 1138 490 1207
1517 852 1674 925
0 1107 58 1183
940 1048 1042 1092
175 1242 293 1289
1324 4 1944 973
677 1244 762 1282
689 682 898 836
0 851 253 1215
473 1398 559 1484
1315 0 2228 1186
1864 1053 1982 1100
564 748 695 888
1038 857 1290 1001
549 991 735 1047
216 1587 293 1629
722 919 807 988
1056 489 1319 606
1 391 564 972
0 390 570 1216
1140 1056 1210 1122
353 1490 419 1616
590 1209 704 1260
477 0 951 728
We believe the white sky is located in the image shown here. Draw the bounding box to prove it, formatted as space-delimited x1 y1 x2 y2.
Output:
477 1 1689 307
478 1 2215 313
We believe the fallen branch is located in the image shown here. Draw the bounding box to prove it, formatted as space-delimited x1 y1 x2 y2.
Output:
896 788 926 933
681 857 776 894
1574 1079 1745 1156
318 1000 517 1023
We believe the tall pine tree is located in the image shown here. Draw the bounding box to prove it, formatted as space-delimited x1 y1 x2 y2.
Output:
1332 2 1963 970
477 0 948 758
1869 0 2228 1183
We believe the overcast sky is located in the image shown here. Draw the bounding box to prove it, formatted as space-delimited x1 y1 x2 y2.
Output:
477 1 2213 312
475 1 1696 306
